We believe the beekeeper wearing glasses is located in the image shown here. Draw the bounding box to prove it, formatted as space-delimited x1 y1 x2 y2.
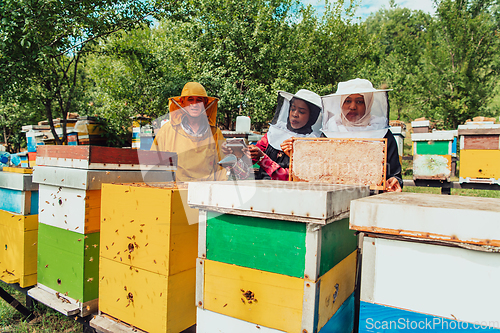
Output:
151 82 227 181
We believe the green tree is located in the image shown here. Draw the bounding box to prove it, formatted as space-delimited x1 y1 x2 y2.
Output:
184 0 298 130
420 0 500 128
363 2 432 121
287 0 372 93
0 0 158 145
0 97 43 152
83 21 193 145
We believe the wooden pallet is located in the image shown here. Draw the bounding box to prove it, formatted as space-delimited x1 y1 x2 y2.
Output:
28 284 97 317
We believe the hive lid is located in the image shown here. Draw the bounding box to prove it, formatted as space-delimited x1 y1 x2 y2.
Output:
411 120 430 127
0 170 37 191
350 192 500 246
411 131 456 142
188 180 369 224
458 123 500 135
33 166 174 190
36 146 177 171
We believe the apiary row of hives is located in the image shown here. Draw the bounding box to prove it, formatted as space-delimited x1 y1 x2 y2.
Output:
1 141 499 333
26 146 176 318
0 167 38 288
410 120 500 184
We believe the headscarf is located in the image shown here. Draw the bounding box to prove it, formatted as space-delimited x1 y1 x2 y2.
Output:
322 79 391 139
267 89 323 151
340 92 374 127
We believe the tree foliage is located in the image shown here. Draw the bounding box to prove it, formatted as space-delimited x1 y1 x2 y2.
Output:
363 2 432 121
420 0 500 128
1 0 500 149
0 0 158 144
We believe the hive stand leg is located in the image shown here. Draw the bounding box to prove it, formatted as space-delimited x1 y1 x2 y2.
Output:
26 293 35 312
0 285 34 321
441 187 451 195
74 314 96 333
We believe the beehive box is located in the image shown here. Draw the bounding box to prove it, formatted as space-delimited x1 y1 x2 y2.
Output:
29 158 175 317
410 119 430 133
411 131 456 181
412 154 452 181
0 168 38 215
411 131 457 156
389 126 406 161
32 223 100 315
458 124 500 184
289 138 387 190
0 210 38 287
188 181 369 333
350 192 500 332
92 183 199 333
0 168 39 287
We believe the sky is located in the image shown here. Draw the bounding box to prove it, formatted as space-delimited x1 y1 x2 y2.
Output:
303 0 436 20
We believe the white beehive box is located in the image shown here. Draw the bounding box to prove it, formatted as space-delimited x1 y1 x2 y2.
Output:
350 192 500 331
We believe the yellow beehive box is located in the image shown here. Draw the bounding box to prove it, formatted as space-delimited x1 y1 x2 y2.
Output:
0 210 38 287
459 150 500 183
200 251 357 333
98 183 198 333
458 123 500 184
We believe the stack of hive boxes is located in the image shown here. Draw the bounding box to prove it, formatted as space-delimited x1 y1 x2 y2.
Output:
411 130 457 181
458 122 500 185
91 183 199 333
350 192 500 332
188 181 369 333
28 146 176 317
0 167 38 288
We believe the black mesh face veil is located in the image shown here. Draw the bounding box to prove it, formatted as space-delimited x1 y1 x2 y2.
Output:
270 94 285 125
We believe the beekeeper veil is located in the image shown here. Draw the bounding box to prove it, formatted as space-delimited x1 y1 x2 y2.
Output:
267 89 322 151
322 78 391 138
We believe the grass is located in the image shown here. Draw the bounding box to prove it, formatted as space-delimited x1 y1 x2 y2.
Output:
403 185 500 198
0 282 82 333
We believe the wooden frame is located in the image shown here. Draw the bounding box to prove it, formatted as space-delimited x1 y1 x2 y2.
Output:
289 137 387 191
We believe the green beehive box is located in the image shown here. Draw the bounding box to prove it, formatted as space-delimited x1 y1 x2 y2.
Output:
30 223 99 316
205 212 356 278
412 131 457 156
188 180 369 333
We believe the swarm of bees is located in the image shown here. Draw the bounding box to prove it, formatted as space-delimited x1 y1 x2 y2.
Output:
55 292 71 304
240 289 257 304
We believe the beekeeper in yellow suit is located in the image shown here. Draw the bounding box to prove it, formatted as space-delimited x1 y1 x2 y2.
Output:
151 82 227 181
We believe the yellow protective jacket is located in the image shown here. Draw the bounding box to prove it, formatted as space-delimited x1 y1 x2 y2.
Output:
151 83 227 181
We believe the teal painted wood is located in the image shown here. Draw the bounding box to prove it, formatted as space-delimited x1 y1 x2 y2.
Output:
206 212 307 278
37 223 99 302
0 188 38 215
319 292 355 333
319 218 357 277
31 191 38 215
416 141 450 155
0 188 31 215
359 301 500 332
